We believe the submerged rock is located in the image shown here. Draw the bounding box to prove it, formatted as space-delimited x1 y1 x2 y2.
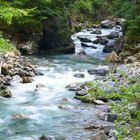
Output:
73 73 85 78
36 83 45 88
58 105 75 110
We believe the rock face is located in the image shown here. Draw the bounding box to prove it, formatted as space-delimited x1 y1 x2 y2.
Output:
38 17 75 54
88 67 109 76
18 41 37 55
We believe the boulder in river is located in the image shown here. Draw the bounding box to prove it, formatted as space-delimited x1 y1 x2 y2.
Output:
36 83 45 88
0 89 12 98
77 37 92 43
81 43 97 49
91 29 102 34
93 37 109 45
103 40 117 53
73 73 85 78
77 50 86 56
106 31 120 39
22 76 33 83
88 67 109 76
66 83 85 91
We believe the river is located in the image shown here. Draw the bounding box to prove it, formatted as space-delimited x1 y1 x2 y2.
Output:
0 25 122 140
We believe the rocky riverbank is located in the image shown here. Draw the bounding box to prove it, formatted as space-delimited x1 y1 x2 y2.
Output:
66 62 140 140
0 53 43 98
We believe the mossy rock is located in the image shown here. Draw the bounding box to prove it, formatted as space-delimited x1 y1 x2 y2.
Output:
75 95 96 103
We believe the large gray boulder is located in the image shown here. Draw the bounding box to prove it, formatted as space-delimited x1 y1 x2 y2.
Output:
103 40 117 53
88 67 109 76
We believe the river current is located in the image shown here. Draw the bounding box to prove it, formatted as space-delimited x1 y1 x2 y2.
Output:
0 26 122 140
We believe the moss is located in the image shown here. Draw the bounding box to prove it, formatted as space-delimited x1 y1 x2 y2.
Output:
75 95 96 103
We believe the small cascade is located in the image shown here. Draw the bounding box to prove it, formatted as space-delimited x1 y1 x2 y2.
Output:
72 21 122 58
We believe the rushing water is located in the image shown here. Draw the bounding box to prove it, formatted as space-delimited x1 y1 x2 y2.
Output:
0 26 122 140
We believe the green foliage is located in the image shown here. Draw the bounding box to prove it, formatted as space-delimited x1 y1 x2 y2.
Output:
0 3 29 25
0 34 15 52
125 16 140 43
85 72 140 139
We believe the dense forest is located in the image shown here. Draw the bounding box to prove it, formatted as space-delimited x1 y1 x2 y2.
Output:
0 0 140 140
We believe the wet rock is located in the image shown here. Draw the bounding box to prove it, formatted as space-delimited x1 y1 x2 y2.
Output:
101 20 113 29
34 70 44 76
58 105 75 110
77 37 92 43
1 63 9 76
75 90 87 96
39 135 53 140
91 29 102 34
77 50 86 55
22 76 33 83
0 77 5 84
0 129 15 137
73 73 85 78
103 40 117 53
81 43 96 49
96 37 109 45
84 124 99 130
107 32 120 39
88 67 109 76
0 89 12 98
66 83 85 91
12 114 28 120
17 69 33 77
36 83 45 88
